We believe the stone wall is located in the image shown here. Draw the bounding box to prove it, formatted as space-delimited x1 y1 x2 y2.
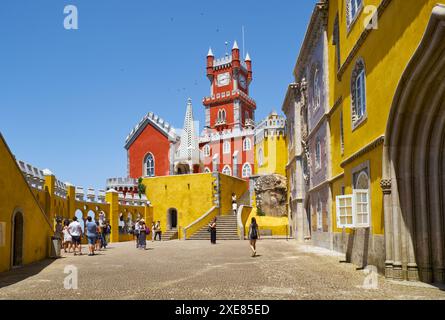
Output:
254 174 287 217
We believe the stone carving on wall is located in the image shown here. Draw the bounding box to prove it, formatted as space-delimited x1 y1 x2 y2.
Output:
254 174 288 217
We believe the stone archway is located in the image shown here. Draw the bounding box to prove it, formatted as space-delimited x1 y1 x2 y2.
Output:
175 163 190 175
382 5 445 284
167 208 178 230
12 210 24 267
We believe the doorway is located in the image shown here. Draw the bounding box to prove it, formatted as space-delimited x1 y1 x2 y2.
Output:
12 211 24 267
167 208 178 230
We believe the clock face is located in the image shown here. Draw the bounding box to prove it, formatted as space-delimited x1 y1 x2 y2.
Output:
239 75 247 88
217 72 231 87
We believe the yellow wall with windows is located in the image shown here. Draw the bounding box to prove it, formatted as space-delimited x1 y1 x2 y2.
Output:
327 0 438 235
0 135 53 273
255 135 287 177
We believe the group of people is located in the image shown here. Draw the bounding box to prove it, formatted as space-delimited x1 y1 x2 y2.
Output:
55 217 111 256
131 220 163 250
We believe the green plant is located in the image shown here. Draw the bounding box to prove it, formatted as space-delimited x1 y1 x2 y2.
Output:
138 177 146 199
257 207 266 217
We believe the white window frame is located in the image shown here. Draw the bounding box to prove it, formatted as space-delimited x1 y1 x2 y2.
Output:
203 144 211 157
144 153 155 177
258 147 264 167
335 189 370 229
315 138 322 169
204 167 211 173
222 165 232 176
243 138 252 151
223 140 231 154
355 69 366 119
242 163 252 178
346 0 364 30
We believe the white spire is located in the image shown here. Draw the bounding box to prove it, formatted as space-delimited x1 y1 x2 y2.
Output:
207 47 214 57
233 40 239 50
245 52 251 61
176 99 200 164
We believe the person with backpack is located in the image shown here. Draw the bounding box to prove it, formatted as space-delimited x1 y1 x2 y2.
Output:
248 217 260 257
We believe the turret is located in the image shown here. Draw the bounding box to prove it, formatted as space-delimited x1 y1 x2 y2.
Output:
232 41 240 70
207 47 215 82
245 52 252 84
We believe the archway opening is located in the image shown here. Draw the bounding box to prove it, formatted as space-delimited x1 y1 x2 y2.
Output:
383 6 445 284
167 208 178 230
12 211 24 267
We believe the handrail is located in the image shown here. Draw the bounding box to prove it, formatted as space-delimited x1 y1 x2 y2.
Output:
182 206 217 240
237 205 252 240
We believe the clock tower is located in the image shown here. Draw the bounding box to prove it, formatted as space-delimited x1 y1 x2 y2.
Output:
200 41 256 179
203 41 256 131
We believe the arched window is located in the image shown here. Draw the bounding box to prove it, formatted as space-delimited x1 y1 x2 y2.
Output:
315 138 322 169
258 148 264 167
313 68 321 110
242 163 252 178
243 138 252 151
144 153 155 177
223 140 231 154
222 165 232 176
203 144 210 157
355 171 369 190
217 109 227 124
351 58 367 127
204 167 211 173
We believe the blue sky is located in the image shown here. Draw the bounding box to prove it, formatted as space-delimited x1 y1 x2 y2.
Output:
0 0 317 189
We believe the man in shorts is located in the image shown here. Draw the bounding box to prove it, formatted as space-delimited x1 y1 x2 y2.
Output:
85 216 98 256
69 216 83 256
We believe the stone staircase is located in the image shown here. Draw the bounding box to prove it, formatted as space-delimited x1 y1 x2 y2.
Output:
188 215 239 241
162 229 178 241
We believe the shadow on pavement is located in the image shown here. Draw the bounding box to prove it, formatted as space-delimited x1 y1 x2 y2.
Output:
0 259 56 289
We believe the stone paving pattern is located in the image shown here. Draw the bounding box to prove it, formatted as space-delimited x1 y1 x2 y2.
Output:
0 240 444 300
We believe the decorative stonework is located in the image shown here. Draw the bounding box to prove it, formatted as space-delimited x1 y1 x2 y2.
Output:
380 179 392 195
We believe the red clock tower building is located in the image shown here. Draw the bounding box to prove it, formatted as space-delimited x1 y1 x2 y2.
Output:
200 41 256 179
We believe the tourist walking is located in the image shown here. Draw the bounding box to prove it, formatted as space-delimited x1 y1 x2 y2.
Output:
154 220 162 241
138 219 148 250
105 222 111 244
85 216 98 256
151 222 156 242
69 216 83 256
134 219 141 248
62 220 72 254
232 193 238 216
248 217 260 257
100 222 108 249
209 217 217 244
95 221 102 251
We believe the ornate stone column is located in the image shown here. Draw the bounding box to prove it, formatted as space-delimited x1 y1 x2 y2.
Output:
380 179 394 279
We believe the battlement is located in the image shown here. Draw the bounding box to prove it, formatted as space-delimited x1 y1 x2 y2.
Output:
203 89 256 107
125 111 178 149
199 127 255 144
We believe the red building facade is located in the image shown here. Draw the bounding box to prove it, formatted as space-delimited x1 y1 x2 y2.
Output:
125 113 177 179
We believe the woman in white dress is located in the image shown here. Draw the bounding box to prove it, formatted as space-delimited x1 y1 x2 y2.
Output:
62 220 73 253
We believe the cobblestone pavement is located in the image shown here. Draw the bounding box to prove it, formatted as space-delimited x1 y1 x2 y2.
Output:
0 239 444 300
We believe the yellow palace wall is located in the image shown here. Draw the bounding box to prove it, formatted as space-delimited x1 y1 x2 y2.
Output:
328 0 438 235
0 135 53 273
255 135 288 177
